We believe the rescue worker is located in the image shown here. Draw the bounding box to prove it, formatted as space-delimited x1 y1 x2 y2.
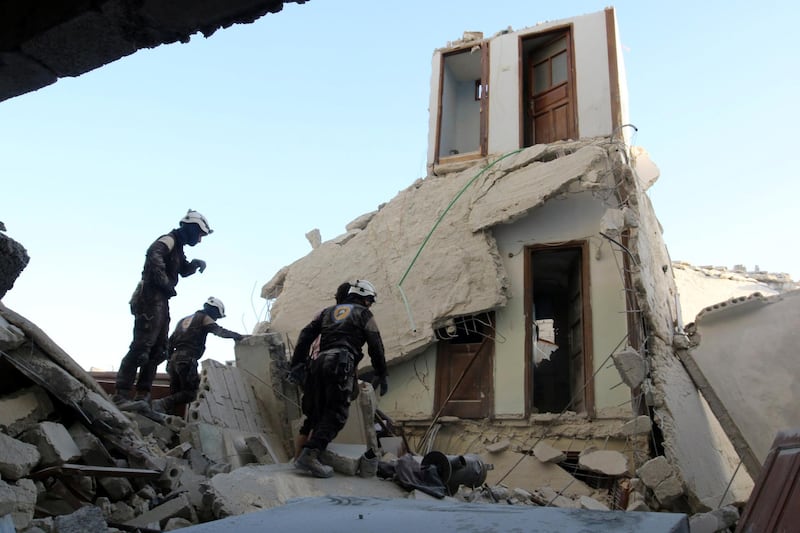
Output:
292 281 353 458
152 297 247 414
289 279 388 478
113 210 211 408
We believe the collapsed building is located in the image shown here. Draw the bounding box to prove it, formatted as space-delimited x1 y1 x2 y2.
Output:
2 6 799 533
259 6 797 519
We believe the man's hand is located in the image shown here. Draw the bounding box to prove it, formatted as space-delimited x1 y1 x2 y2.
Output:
287 364 306 386
372 375 388 396
191 259 207 273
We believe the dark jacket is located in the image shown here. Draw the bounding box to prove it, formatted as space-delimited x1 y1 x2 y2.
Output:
132 230 200 306
168 310 243 360
291 298 387 378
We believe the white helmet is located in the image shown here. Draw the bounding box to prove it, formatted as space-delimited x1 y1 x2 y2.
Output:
205 296 226 317
180 209 213 235
348 279 377 302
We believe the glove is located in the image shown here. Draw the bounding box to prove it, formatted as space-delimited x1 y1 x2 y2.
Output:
287 364 306 386
372 375 388 397
191 259 207 273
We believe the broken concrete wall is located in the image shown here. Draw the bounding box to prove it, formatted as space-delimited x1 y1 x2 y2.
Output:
263 155 511 367
684 290 800 472
619 160 753 511
0 225 29 300
491 190 630 417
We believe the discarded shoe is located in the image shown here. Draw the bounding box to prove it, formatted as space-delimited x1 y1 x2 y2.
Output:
295 448 333 478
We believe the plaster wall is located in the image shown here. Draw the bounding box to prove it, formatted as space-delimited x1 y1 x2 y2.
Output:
379 345 436 420
428 10 618 169
689 291 800 463
492 192 630 417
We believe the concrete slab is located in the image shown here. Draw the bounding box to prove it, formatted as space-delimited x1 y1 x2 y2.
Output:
202 463 408 518
179 496 690 532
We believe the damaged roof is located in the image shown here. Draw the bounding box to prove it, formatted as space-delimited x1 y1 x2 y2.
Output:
263 139 617 366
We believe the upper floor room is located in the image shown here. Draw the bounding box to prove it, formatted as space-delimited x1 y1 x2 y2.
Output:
426 7 629 173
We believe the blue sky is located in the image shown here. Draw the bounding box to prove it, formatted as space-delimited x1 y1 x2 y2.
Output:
2 1 798 371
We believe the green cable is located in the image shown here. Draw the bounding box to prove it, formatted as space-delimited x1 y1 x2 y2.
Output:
398 149 523 331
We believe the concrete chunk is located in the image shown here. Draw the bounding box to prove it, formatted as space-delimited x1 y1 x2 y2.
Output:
98 477 133 501
689 505 739 533
125 493 197 528
533 442 565 463
67 423 115 467
612 346 646 389
637 456 684 506
578 449 629 476
19 421 81 466
0 432 40 480
321 443 365 476
0 478 36 530
0 386 54 437
53 505 107 533
619 415 652 436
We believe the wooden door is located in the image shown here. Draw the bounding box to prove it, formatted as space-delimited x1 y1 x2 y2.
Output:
526 33 576 145
434 317 494 419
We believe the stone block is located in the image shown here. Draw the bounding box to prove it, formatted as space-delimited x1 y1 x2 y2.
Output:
637 456 674 489
0 432 40 480
0 478 36 530
578 449 629 476
124 493 197 528
53 505 106 533
98 477 133 501
0 386 54 437
109 501 135 523
321 443 366 476
19 421 81 466
689 505 739 533
612 346 646 389
67 423 115 467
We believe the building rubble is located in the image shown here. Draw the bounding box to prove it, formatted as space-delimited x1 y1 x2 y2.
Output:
3 5 800 531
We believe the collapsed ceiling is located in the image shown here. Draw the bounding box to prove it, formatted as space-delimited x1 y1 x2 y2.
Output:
0 0 305 103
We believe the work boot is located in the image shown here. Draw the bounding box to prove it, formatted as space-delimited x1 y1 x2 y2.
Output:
112 390 136 409
134 391 151 403
295 448 333 478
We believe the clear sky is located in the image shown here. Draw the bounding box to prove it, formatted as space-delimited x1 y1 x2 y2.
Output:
2 1 798 372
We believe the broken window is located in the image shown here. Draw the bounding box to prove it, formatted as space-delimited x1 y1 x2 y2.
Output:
525 243 593 416
435 44 488 162
434 313 494 419
522 28 577 146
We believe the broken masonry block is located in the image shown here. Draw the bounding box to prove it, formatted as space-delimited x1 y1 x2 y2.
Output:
611 346 646 389
0 432 41 480
0 386 55 437
578 449 629 477
533 441 565 463
19 421 81 467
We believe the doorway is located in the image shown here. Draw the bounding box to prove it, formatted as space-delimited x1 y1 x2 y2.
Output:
521 28 577 146
435 44 488 163
434 313 494 419
525 243 593 415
